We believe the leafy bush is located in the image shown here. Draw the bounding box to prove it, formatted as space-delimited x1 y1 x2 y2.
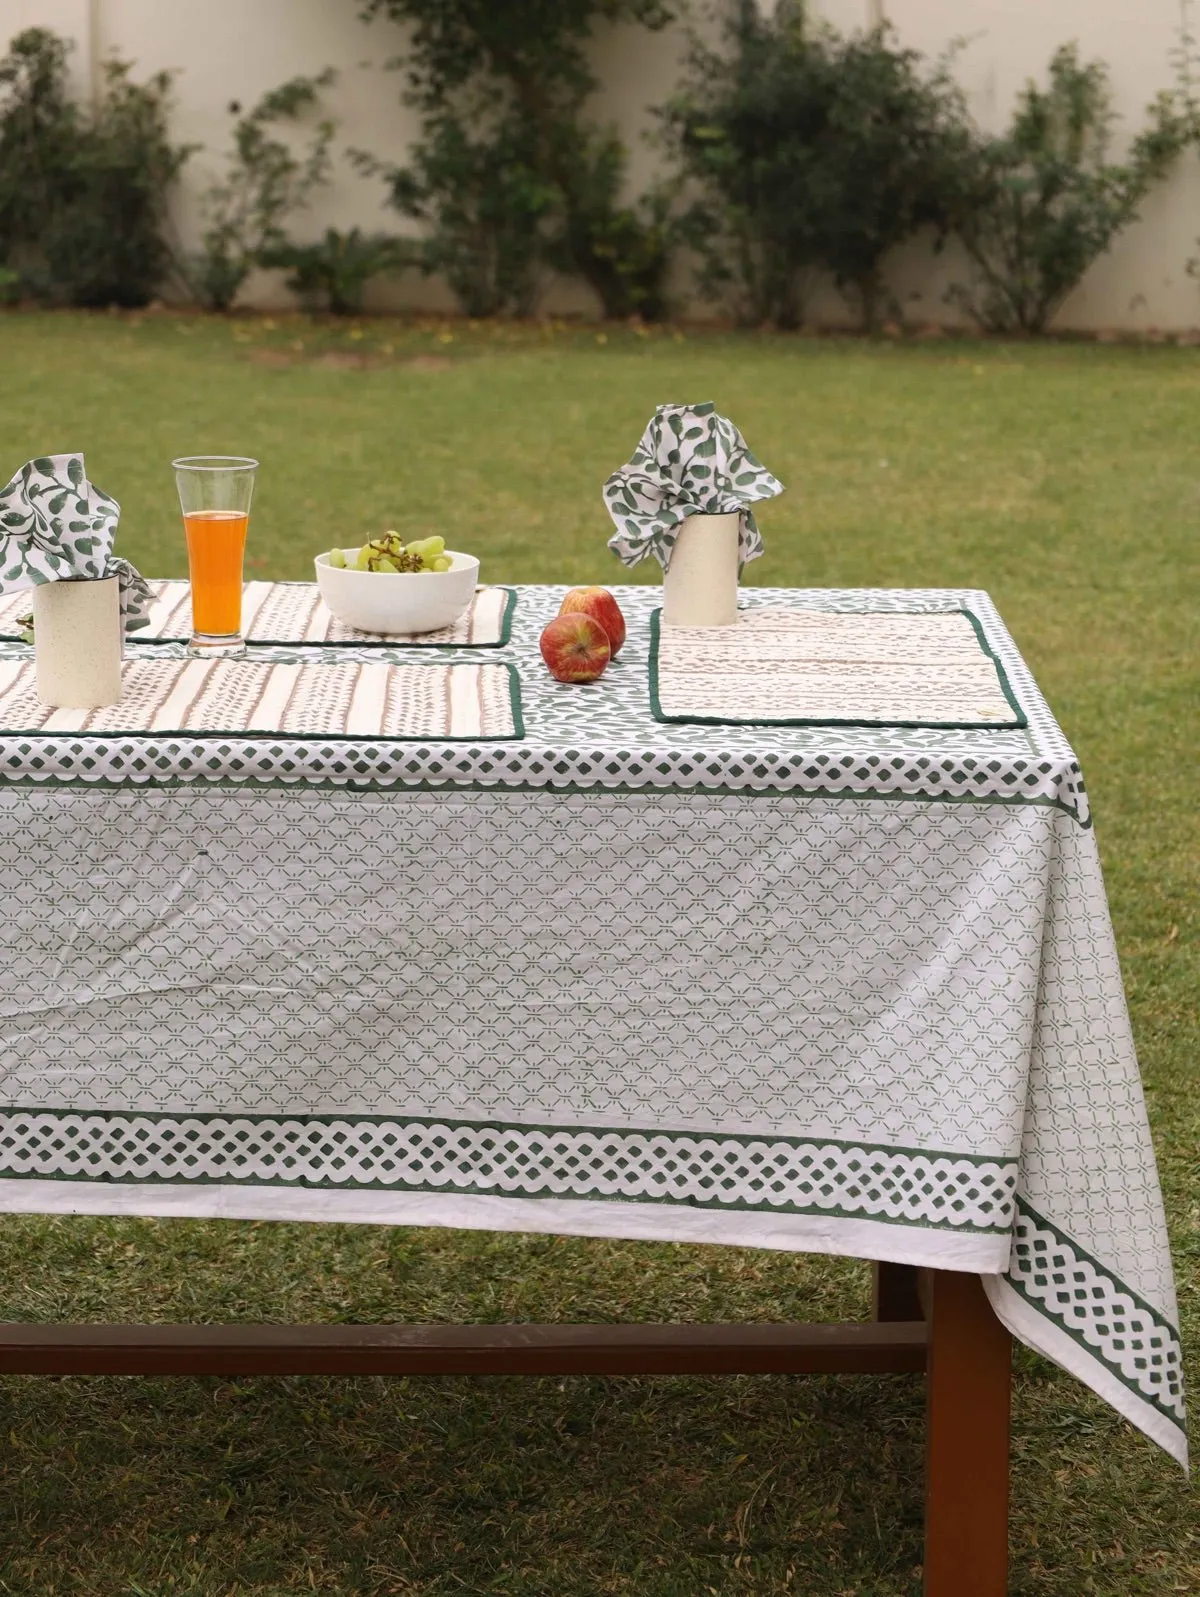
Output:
190 72 335 311
0 28 76 286
950 46 1188 333
259 226 410 315
810 30 978 330
664 2 975 330
44 57 189 307
662 2 827 328
360 0 674 123
551 129 674 321
365 112 554 317
371 114 672 320
359 0 677 319
0 27 189 307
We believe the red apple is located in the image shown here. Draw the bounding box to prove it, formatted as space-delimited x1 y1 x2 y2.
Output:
558 586 626 656
539 613 611 682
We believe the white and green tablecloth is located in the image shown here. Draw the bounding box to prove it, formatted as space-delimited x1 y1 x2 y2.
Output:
0 585 1184 1467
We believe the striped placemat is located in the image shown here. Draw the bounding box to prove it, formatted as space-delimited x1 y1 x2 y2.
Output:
0 657 523 740
0 582 516 649
649 608 1025 728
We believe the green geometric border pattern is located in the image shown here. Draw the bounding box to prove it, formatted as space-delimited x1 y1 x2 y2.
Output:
1006 1198 1185 1424
0 1110 1019 1233
0 737 1090 822
648 608 1028 731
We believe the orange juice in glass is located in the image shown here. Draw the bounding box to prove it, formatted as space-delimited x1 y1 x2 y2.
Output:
172 455 258 657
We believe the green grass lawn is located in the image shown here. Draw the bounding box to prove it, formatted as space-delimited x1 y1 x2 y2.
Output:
0 310 1195 1596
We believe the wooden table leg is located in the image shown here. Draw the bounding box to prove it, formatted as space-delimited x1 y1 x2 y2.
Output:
924 1270 1011 1597
872 1261 924 1322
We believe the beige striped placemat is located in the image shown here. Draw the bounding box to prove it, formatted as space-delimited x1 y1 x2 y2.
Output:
0 582 516 648
650 608 1025 728
0 657 523 739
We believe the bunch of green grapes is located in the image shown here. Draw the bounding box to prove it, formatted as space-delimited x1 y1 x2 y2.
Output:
328 532 452 573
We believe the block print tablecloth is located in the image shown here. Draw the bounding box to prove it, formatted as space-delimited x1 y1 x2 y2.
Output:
0 585 1183 1467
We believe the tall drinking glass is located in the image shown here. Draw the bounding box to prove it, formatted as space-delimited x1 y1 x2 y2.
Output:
173 455 258 657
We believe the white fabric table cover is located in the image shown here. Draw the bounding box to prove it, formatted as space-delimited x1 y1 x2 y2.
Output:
0 585 1184 1467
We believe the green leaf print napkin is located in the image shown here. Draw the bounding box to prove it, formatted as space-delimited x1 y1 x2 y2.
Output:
603 402 784 570
0 454 152 633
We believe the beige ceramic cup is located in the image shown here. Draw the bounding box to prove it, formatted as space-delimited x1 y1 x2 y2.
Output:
661 510 741 627
32 575 123 708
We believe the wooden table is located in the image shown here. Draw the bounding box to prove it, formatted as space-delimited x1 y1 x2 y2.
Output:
0 1261 1010 1595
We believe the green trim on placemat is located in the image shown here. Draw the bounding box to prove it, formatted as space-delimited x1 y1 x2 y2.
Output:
647 607 1028 731
506 661 525 737
493 585 519 649
959 609 1027 725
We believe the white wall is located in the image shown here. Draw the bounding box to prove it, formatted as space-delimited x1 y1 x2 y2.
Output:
96 0 455 312
814 1 1200 331
3 0 88 92
2 0 1199 327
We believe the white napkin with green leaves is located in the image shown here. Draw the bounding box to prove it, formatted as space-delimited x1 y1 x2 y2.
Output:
603 402 784 570
0 454 151 634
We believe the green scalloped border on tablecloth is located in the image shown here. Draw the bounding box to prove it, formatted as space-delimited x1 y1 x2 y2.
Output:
647 607 1028 731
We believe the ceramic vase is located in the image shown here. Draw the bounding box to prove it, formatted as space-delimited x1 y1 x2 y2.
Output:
661 510 740 627
32 575 122 708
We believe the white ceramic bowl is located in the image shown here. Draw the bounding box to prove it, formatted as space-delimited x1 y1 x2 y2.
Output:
314 549 479 635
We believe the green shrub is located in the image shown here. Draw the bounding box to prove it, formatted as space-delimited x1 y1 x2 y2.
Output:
0 29 73 283
359 0 677 319
664 2 975 330
950 46 1187 333
364 113 554 317
551 128 674 321
810 28 977 330
662 2 826 328
45 57 189 307
190 72 336 311
259 226 411 315
0 27 189 307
